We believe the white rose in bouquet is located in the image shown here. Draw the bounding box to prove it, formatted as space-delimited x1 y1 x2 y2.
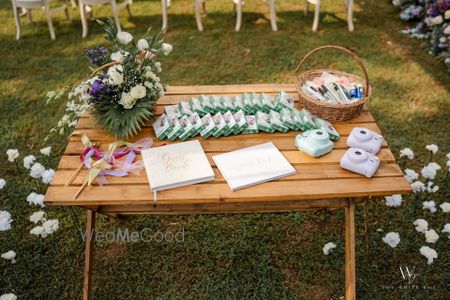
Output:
161 43 173 55
137 39 149 50
117 31 133 45
107 65 124 86
119 92 137 109
110 51 129 63
130 84 146 99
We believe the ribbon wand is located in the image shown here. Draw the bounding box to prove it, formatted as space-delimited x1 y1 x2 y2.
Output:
73 159 112 200
65 133 100 186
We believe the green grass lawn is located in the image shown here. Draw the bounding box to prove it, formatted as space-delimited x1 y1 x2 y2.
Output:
0 0 449 299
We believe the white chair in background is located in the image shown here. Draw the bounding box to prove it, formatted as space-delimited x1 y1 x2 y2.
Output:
232 0 277 32
11 0 70 40
305 0 354 32
79 0 132 38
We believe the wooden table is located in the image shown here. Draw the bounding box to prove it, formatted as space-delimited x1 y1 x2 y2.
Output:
45 84 412 300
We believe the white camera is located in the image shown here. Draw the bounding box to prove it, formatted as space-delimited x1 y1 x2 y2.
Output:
346 127 383 154
340 148 380 178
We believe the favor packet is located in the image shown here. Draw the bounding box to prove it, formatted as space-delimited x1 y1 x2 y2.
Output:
152 114 172 140
275 91 295 111
281 108 297 130
261 93 276 112
199 95 215 114
243 93 255 114
178 115 196 141
165 104 182 118
256 111 275 133
189 97 207 116
179 101 194 116
242 115 259 134
252 92 263 111
212 112 228 137
167 116 184 141
314 117 340 141
221 96 235 112
292 108 306 131
200 113 216 139
233 109 248 134
189 112 205 134
210 96 226 113
222 111 238 136
300 108 318 130
269 110 289 133
232 95 245 112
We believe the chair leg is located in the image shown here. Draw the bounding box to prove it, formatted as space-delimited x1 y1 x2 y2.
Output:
111 0 121 32
44 2 56 40
71 0 77 8
28 10 32 22
194 0 203 32
304 1 309 16
312 0 320 32
161 0 168 31
65 0 71 20
202 0 206 14
79 2 88 38
235 0 242 31
12 3 21 40
126 0 132 17
269 0 277 31
347 0 354 32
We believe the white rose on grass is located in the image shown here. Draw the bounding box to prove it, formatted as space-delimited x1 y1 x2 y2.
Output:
6 149 19 162
30 162 45 179
447 152 450 160
413 219 428 233
116 31 133 45
442 224 450 238
399 148 414 160
107 66 124 86
0 294 17 300
119 92 137 109
425 229 439 243
425 144 438 153
423 201 436 213
440 202 450 213
1 250 16 264
404 169 418 183
0 179 5 189
161 43 173 55
322 242 337 255
43 219 59 235
411 181 426 193
23 155 36 169
27 192 45 207
420 246 438 265
421 165 437 180
382 232 400 248
130 84 146 99
42 169 55 184
30 226 46 237
426 181 439 193
0 211 12 231
385 194 402 207
137 39 149 50
40 146 52 156
30 211 46 224
427 162 441 171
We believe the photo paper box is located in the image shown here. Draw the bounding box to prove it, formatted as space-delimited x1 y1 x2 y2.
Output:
242 115 259 134
178 115 196 141
152 114 173 140
233 109 248 134
269 110 289 133
221 96 235 112
199 95 215 114
292 108 306 131
179 101 194 116
256 111 275 133
243 93 255 114
252 92 263 112
281 108 297 130
189 97 207 116
300 109 318 130
210 95 226 113
232 95 245 112
222 111 238 136
212 112 227 137
167 116 184 141
275 91 295 111
261 93 276 112
189 112 205 134
314 117 340 141
165 104 182 118
200 113 216 139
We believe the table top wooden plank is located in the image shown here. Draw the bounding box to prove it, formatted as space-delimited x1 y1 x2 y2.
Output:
45 84 412 211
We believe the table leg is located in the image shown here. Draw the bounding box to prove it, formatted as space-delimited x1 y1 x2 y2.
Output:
345 200 356 300
83 210 96 300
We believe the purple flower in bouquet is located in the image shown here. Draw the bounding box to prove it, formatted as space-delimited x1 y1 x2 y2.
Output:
427 0 449 18
86 47 107 66
88 77 111 103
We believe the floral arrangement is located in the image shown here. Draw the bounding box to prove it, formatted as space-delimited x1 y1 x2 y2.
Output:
392 0 450 71
46 19 173 139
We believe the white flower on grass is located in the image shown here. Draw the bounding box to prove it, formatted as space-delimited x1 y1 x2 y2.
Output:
161 43 173 55
425 144 438 153
23 155 36 169
6 149 19 162
425 229 439 243
426 181 439 193
382 232 400 248
1 250 16 264
130 84 146 99
118 92 137 109
423 201 436 213
137 39 149 50
0 211 12 231
42 169 55 184
413 219 428 233
27 193 45 207
404 169 418 183
421 165 437 180
30 162 45 179
40 146 52 156
0 178 5 189
427 162 441 171
440 202 450 213
30 219 59 237
116 31 133 45
447 152 450 160
322 242 337 255
29 211 46 224
411 181 426 193
420 246 438 265
385 194 402 207
399 148 414 159
376 228 383 232
442 224 450 238
0 293 17 300
107 65 124 86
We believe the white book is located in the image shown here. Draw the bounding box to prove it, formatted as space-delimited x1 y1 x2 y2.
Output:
141 140 215 193
212 142 296 191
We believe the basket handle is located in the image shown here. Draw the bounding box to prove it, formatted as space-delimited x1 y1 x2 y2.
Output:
294 45 369 97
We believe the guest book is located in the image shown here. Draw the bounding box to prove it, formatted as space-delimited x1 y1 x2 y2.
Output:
212 142 296 191
142 140 215 203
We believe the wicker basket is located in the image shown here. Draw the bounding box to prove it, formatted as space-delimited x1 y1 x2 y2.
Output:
295 45 372 122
